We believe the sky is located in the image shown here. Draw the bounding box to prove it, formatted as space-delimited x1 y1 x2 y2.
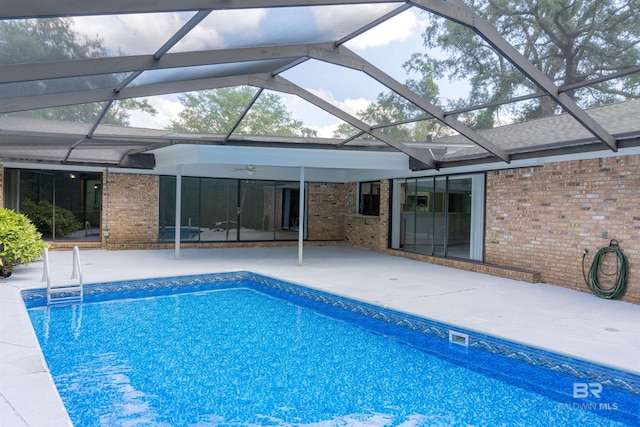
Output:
70 5 470 137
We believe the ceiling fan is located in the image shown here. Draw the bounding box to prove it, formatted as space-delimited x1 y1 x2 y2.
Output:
231 165 259 174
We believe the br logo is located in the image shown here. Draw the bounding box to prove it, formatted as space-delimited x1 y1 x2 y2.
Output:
573 382 602 398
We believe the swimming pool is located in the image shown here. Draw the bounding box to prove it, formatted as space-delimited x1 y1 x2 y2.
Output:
24 272 639 426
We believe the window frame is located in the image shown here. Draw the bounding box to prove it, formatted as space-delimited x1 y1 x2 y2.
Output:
358 181 381 216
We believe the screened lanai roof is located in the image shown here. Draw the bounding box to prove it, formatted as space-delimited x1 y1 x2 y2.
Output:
1 0 639 174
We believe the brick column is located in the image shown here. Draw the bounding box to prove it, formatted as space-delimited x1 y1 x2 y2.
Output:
102 171 159 245
307 182 348 240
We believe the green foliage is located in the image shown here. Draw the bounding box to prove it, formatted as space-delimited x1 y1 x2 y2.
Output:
0 18 156 125
0 209 47 276
418 0 640 125
21 199 82 237
334 54 449 140
169 87 317 137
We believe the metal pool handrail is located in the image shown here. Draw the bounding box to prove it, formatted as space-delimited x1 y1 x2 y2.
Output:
43 246 84 305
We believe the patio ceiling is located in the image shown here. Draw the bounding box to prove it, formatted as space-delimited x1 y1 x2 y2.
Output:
1 0 639 175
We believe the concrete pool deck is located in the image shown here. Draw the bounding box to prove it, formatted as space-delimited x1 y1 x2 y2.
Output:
1 245 639 426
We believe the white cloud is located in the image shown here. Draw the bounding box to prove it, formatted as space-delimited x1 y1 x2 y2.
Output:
204 9 266 34
313 6 421 50
72 13 190 55
312 4 397 34
71 9 267 55
302 89 373 137
339 97 372 117
312 123 341 138
308 88 371 117
174 25 224 52
347 10 421 50
280 90 374 138
174 9 267 51
278 90 369 138
127 97 183 130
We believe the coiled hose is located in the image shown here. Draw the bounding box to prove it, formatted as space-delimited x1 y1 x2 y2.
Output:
582 240 628 299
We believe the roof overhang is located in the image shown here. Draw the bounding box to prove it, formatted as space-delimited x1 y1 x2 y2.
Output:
150 144 411 182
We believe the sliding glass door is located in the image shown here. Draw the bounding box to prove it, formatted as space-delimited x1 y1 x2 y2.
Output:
159 176 305 242
394 173 484 261
3 168 102 241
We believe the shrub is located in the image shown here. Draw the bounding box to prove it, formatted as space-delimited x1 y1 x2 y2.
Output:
0 208 47 277
21 198 82 237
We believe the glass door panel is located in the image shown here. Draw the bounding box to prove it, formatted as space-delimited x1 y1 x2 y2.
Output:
201 178 237 242
159 176 176 241
84 178 102 238
433 177 447 257
180 177 201 241
447 176 473 259
413 177 435 255
239 180 275 241
401 178 417 251
276 182 300 241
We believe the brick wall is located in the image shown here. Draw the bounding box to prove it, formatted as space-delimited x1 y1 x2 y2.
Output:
345 180 389 251
485 155 639 303
102 177 347 246
103 172 159 245
306 182 348 241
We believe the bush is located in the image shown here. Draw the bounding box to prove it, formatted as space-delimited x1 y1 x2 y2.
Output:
21 198 82 237
0 208 47 277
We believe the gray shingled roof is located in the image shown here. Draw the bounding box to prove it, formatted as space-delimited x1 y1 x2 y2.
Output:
438 99 640 162
1 98 639 169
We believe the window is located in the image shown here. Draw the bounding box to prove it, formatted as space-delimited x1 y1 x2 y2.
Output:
359 181 380 216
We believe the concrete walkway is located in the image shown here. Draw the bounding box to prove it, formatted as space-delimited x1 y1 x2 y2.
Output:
2 246 639 426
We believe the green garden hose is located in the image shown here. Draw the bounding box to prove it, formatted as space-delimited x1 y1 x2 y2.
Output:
582 240 628 299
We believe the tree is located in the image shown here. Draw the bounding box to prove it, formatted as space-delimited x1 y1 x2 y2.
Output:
169 87 317 137
416 0 640 126
333 57 451 140
0 18 155 125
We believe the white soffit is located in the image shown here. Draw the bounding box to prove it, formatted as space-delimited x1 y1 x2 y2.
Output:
151 144 410 181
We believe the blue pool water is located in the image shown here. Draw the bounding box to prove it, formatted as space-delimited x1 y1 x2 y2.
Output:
26 274 639 426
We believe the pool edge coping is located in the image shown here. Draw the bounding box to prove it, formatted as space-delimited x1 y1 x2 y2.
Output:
0 284 74 427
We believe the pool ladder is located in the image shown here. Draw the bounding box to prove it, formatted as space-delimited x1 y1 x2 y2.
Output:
42 246 84 305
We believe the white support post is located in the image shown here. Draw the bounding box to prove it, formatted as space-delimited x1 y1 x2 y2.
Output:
298 166 305 266
175 164 182 260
